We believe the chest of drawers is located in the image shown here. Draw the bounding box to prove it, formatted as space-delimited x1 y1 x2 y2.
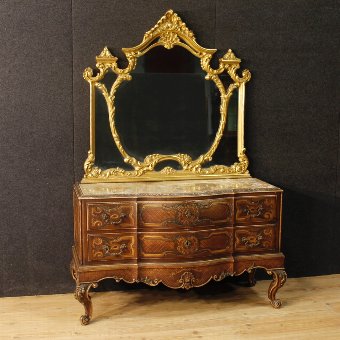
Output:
71 177 286 325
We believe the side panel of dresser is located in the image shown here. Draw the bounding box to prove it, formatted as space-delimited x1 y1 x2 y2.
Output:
73 185 82 263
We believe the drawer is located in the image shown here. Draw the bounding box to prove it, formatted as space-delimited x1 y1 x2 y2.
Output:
139 198 233 229
235 196 276 224
86 202 136 231
138 228 233 261
234 225 278 253
87 234 137 262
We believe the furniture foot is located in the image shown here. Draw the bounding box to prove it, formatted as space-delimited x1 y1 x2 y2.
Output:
267 269 287 308
74 282 98 325
70 260 77 281
248 268 256 287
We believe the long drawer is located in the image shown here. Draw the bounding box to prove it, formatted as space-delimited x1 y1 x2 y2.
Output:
138 228 233 261
138 198 233 229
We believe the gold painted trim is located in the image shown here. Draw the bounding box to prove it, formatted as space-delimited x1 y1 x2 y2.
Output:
82 10 251 182
238 83 245 157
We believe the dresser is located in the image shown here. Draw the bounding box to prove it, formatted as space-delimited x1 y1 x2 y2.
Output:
72 10 287 325
71 177 286 325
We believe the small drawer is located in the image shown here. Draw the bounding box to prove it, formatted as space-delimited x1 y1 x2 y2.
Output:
138 228 233 261
87 234 136 262
234 225 277 253
86 202 136 231
139 198 233 229
235 196 276 224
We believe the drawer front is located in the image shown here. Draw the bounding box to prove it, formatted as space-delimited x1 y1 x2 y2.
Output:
139 228 233 260
87 202 136 231
234 225 277 253
235 196 276 224
87 234 137 262
139 198 233 229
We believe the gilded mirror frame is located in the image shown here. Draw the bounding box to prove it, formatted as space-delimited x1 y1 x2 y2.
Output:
82 10 251 183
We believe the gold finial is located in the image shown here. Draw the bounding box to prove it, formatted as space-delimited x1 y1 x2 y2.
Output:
96 46 117 62
221 49 241 64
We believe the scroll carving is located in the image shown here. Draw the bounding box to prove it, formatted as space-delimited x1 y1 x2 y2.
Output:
267 269 287 308
90 236 135 259
179 271 196 289
90 206 126 227
74 283 98 325
235 227 276 252
162 201 211 227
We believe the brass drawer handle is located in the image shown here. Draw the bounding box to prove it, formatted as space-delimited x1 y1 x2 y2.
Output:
241 235 263 248
102 243 127 256
102 212 127 225
242 202 265 218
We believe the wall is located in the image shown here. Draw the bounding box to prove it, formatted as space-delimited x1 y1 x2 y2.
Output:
0 0 339 296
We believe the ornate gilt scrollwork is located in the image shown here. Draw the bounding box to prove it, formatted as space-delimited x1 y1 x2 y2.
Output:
162 201 211 227
179 271 196 289
90 205 127 227
91 236 134 259
82 10 251 182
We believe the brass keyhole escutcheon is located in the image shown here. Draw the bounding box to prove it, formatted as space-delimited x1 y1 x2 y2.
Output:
184 240 191 248
184 210 192 217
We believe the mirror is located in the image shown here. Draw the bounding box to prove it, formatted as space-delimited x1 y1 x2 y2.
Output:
83 10 251 182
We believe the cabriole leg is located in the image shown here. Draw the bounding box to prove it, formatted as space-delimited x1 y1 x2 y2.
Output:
248 268 256 287
267 269 287 308
74 282 98 325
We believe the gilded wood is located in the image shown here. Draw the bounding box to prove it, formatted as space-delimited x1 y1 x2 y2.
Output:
82 10 251 182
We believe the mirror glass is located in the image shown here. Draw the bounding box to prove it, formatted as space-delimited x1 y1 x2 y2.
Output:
94 46 238 170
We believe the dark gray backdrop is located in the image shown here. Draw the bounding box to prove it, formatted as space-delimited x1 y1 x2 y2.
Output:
0 0 339 297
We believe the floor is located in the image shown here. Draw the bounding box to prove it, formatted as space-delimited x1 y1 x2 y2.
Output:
0 274 339 340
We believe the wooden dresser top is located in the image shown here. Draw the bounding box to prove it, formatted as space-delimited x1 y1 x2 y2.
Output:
77 177 281 198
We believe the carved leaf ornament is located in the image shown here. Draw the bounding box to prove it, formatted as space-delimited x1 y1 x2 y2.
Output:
83 10 251 182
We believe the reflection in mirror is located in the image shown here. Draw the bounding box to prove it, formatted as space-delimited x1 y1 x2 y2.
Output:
94 46 238 170
207 82 238 166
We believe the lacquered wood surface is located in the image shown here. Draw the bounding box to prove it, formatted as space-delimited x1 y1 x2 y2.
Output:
72 178 286 323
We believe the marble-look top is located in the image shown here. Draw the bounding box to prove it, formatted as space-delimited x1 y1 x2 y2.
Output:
78 177 281 197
